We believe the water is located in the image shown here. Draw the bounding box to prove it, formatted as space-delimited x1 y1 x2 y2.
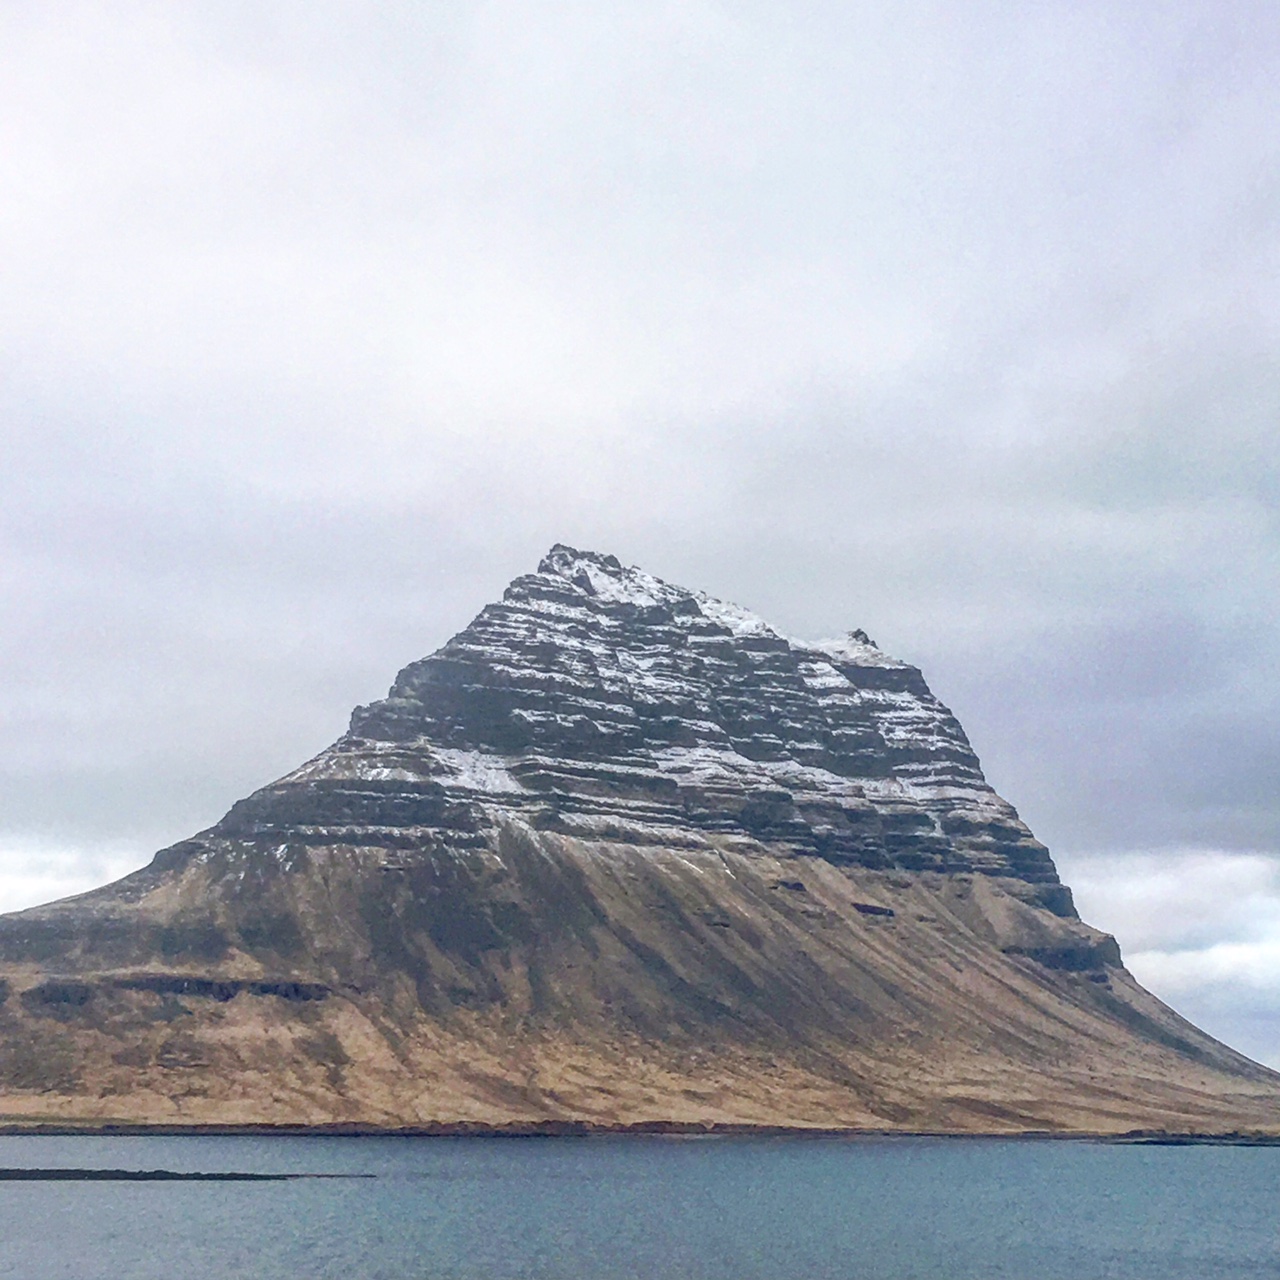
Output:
0 1134 1276 1279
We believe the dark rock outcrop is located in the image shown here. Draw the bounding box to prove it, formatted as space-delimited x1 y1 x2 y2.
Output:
0 546 1276 1133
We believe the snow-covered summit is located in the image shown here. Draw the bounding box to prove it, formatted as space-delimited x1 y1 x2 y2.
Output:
535 544 688 611
529 544 901 667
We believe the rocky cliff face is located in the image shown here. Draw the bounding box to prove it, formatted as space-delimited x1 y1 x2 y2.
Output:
226 544 1066 898
0 547 1275 1133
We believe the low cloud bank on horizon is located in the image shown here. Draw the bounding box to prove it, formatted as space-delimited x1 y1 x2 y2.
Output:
2 3 1277 1064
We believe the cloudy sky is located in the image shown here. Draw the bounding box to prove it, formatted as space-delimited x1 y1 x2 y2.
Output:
2 3 1278 1063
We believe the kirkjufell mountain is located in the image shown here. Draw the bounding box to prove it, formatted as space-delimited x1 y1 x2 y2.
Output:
1 545 1276 1133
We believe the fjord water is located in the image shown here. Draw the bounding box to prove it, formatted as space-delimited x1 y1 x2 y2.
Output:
1 1135 1276 1279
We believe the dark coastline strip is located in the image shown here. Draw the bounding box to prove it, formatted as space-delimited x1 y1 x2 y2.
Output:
0 1169 366 1181
0 1120 1278 1143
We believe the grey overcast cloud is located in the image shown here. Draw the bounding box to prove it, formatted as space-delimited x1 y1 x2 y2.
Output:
2 3 1278 1063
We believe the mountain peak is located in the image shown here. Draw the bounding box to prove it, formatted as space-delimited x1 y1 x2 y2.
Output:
538 542 624 577
529 544 869 653
531 543 687 611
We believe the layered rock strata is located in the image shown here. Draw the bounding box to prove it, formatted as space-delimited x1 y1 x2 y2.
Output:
0 546 1276 1133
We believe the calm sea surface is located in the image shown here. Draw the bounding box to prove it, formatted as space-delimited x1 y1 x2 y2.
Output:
0 1133 1276 1279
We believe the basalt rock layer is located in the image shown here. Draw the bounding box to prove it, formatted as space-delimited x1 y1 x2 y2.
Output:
0 546 1277 1133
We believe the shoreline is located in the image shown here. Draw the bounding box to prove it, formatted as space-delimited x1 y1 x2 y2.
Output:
0 1119 1277 1144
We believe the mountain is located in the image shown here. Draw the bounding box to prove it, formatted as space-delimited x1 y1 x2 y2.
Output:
1 545 1276 1133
